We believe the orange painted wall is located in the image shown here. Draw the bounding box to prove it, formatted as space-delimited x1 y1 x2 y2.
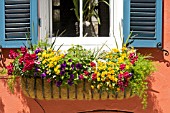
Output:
0 0 170 113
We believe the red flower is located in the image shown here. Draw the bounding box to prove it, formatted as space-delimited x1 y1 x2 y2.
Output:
90 62 96 67
92 73 97 80
22 60 35 72
120 64 126 70
20 47 27 55
6 63 14 75
9 50 19 59
123 72 129 78
84 70 89 76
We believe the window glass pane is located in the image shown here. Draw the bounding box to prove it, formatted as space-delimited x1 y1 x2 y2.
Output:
52 0 78 37
83 0 109 37
53 0 60 6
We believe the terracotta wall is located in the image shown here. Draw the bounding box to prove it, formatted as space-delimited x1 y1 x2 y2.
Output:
0 0 170 113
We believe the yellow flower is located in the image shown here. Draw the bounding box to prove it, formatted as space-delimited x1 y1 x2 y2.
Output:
48 63 54 68
118 57 124 64
115 78 118 82
126 65 129 69
91 85 94 89
122 47 127 52
112 48 119 53
42 52 46 58
97 77 100 81
110 70 115 74
42 60 46 64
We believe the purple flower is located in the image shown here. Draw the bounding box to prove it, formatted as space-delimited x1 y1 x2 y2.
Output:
56 81 62 87
34 72 37 77
70 74 74 79
35 48 41 54
71 64 74 70
41 72 46 78
68 59 72 62
129 73 133 77
67 80 73 86
76 63 82 69
61 61 67 69
60 70 65 75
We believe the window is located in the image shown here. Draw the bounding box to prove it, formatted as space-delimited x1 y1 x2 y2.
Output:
0 0 38 48
51 0 110 37
44 0 120 50
123 0 162 47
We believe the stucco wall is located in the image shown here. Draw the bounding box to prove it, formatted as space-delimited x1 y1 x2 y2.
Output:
0 0 170 113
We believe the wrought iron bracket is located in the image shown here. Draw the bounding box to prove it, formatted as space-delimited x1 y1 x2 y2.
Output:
157 42 169 56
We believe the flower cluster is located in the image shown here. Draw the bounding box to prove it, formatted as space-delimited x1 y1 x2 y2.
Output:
6 44 155 108
90 47 137 92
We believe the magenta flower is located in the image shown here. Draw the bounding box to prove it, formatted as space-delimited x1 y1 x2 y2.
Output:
120 64 126 70
78 74 84 80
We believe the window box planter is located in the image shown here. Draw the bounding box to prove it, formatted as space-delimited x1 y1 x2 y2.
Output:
6 43 155 109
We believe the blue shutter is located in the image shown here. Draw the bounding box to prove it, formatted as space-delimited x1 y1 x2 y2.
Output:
0 0 38 48
123 0 162 47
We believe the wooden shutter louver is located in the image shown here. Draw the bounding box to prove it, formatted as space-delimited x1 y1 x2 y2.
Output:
130 0 156 40
5 0 30 40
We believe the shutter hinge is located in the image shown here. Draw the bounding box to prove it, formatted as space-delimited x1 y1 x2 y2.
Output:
0 45 2 61
38 18 41 27
157 42 169 56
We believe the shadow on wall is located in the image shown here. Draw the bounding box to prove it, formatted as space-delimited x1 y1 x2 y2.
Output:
0 97 5 113
137 48 170 67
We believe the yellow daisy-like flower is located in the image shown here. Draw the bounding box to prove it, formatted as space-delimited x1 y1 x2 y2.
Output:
97 77 100 81
118 57 124 64
42 60 46 64
112 48 119 53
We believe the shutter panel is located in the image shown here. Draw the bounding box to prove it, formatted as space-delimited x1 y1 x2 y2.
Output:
0 0 38 48
123 0 162 47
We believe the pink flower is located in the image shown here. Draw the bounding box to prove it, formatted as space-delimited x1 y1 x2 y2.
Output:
123 72 129 78
6 63 14 75
90 62 96 67
120 64 126 70
79 74 84 80
92 73 97 80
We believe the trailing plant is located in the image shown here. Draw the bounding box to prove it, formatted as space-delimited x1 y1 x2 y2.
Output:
6 40 156 109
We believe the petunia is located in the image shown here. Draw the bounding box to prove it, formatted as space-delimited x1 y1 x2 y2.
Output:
35 48 42 54
70 74 74 79
56 81 62 87
68 59 72 62
76 63 82 69
78 74 84 80
41 72 46 78
67 80 73 86
61 61 67 69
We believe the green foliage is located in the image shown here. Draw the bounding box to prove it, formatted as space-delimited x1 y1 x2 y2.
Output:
7 76 16 93
129 54 156 109
72 0 109 24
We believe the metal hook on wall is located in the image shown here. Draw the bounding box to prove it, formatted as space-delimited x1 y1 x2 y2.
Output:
157 42 169 56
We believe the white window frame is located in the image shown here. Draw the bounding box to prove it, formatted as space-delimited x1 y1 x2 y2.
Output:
40 0 124 50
